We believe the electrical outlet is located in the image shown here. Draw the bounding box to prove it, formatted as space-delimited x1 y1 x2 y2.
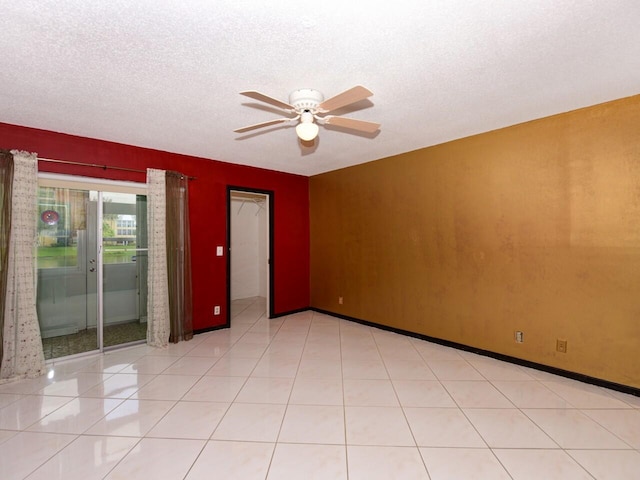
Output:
556 339 567 353
515 331 524 343
338 296 343 305
214 306 220 315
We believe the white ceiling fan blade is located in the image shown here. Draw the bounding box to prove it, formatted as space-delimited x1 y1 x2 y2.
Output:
323 115 380 133
239 91 295 111
234 118 291 133
317 85 373 113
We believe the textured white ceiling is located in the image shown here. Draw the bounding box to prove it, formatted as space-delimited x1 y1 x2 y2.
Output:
1 1 639 176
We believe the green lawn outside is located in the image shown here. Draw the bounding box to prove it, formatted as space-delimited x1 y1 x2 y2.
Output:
38 245 137 268
37 246 74 257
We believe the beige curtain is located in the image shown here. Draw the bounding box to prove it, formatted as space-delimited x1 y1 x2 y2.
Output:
1 151 45 381
166 171 193 342
146 168 170 347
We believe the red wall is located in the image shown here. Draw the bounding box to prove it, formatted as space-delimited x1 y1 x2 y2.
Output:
1 122 310 330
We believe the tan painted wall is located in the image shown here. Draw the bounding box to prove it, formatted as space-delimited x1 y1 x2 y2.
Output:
310 95 640 388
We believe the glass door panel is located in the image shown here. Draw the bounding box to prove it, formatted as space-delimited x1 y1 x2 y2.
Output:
37 186 98 360
101 192 147 348
37 182 148 359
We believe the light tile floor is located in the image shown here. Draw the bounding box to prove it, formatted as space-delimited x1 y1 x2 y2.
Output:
1 297 639 479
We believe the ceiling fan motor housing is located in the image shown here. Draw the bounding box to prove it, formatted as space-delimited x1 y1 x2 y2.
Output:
289 89 324 112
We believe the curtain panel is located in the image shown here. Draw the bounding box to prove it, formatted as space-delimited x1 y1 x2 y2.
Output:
0 149 14 365
146 168 194 347
166 172 193 342
146 169 171 347
1 151 45 381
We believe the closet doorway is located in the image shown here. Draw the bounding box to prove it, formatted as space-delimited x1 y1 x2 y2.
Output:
227 187 274 323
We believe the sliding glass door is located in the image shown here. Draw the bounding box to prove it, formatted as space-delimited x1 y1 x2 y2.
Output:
36 178 147 360
101 191 147 349
37 186 97 358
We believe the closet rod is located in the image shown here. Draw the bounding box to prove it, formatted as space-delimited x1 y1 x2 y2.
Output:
38 157 196 180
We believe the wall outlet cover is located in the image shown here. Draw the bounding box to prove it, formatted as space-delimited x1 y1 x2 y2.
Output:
556 339 568 353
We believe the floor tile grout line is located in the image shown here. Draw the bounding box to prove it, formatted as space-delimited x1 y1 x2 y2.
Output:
358 325 433 477
150 297 267 476
204 298 271 443
581 410 640 450
95 435 145 480
372 328 423 452
550 406 636 450
338 315 352 480
17 431 86 480
88 298 263 460
268 308 316 479
180 436 214 480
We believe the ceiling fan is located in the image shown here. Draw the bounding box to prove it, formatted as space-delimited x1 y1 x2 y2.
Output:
234 85 380 141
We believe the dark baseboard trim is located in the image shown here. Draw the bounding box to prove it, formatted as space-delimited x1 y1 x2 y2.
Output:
194 307 311 334
193 324 229 335
312 308 640 398
271 307 311 319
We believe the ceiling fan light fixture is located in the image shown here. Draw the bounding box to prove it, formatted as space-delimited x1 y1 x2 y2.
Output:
235 86 379 140
295 111 319 141
296 122 319 141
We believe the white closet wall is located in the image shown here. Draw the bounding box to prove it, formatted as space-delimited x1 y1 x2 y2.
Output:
230 197 267 300
258 201 267 297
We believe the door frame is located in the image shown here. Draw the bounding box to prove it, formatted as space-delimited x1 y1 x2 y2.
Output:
226 186 275 324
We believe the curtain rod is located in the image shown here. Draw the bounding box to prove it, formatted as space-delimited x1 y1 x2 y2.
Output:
38 157 196 180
